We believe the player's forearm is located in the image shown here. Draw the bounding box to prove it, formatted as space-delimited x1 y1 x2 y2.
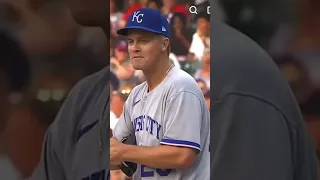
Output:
122 145 195 169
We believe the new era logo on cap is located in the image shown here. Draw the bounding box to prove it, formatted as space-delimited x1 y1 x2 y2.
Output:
117 8 170 37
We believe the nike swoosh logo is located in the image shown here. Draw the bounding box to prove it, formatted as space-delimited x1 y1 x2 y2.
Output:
133 99 141 106
77 120 99 142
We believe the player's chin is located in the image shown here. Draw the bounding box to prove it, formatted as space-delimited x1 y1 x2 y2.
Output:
132 64 144 70
131 60 145 70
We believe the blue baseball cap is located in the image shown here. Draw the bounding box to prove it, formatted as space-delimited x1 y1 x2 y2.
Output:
117 8 170 38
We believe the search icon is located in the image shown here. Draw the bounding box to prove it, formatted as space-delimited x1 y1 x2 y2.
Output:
189 6 197 14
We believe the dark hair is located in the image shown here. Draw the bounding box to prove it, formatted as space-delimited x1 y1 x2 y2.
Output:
147 0 162 9
0 31 30 92
196 11 210 22
170 12 187 31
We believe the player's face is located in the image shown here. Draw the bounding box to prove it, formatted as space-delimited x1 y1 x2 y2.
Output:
67 0 108 27
127 30 164 71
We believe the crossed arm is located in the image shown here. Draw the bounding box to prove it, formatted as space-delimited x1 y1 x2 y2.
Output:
110 137 197 169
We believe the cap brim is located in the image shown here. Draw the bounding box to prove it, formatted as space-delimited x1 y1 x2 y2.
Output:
117 26 168 37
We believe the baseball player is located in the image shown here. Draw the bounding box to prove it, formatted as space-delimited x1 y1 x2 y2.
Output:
210 21 320 179
110 8 210 180
28 0 112 179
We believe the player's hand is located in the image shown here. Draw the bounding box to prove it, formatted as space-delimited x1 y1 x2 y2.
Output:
110 137 126 165
110 57 120 67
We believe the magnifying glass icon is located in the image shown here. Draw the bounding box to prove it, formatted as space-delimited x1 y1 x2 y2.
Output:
189 6 198 14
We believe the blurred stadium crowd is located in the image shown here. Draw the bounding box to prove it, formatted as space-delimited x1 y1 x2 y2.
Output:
0 0 319 179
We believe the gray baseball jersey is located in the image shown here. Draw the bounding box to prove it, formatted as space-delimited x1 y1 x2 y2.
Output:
113 66 210 180
28 66 111 180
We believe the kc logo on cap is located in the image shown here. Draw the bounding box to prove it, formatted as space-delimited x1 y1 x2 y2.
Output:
117 8 170 38
132 11 144 23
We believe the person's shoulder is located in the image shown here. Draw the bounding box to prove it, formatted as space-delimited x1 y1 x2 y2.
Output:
125 81 147 104
72 66 109 94
130 81 146 94
48 66 110 136
211 21 271 63
211 22 305 128
211 22 287 97
166 67 202 97
191 32 198 39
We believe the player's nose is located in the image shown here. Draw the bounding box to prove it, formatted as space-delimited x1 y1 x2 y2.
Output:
130 43 141 53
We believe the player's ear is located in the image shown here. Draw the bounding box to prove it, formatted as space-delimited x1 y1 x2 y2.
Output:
161 37 169 52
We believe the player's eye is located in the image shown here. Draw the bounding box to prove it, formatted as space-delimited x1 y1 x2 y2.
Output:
139 39 149 43
128 40 134 45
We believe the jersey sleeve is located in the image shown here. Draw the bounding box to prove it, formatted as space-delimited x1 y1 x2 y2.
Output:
211 94 294 180
113 100 135 141
160 92 202 153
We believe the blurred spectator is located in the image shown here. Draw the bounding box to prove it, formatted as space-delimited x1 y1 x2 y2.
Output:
161 0 189 21
2 71 72 178
0 31 30 179
110 82 135 131
169 13 193 58
119 0 148 28
110 0 124 37
196 78 209 95
118 83 135 102
196 77 210 110
110 35 116 58
0 0 79 56
0 31 30 135
147 0 162 10
110 72 120 129
111 83 135 118
194 49 210 88
3 101 53 179
110 91 124 121
111 40 135 83
204 91 210 110
269 0 320 55
189 12 210 61
274 55 312 104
